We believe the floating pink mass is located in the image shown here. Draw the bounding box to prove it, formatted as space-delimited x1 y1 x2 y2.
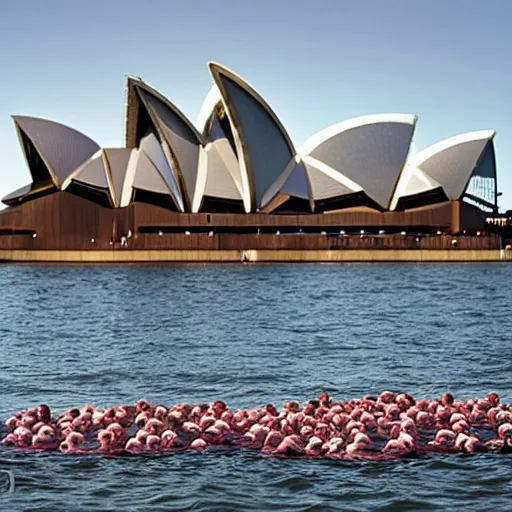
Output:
2 392 512 460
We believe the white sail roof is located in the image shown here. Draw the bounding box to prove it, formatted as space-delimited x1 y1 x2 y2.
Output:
139 130 184 211
196 85 222 135
63 147 182 209
389 164 443 210
124 76 203 210
409 130 496 200
261 154 365 212
209 62 295 212
299 114 417 210
13 116 100 187
193 108 247 212
63 149 109 189
192 141 244 212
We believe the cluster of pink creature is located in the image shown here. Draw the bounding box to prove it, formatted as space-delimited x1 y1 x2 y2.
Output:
2 392 512 459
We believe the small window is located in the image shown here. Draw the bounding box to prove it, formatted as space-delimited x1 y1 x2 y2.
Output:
0 228 37 236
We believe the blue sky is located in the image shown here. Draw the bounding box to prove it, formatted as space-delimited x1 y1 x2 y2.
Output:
1 0 511 209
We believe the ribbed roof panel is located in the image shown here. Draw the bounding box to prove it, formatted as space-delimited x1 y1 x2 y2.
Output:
13 116 100 187
139 130 184 211
209 62 295 211
302 114 416 209
71 152 109 189
133 150 170 195
305 161 357 201
204 141 243 201
138 88 201 208
411 131 495 200
103 148 133 207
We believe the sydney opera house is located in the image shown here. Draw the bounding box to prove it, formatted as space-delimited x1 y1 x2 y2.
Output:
0 62 503 261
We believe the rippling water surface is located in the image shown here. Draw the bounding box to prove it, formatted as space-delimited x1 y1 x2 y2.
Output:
0 263 511 511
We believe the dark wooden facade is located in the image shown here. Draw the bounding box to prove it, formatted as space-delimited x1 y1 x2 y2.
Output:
0 191 496 252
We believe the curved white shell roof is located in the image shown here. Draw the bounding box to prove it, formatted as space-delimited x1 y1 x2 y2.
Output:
209 62 295 212
303 156 363 200
62 149 109 189
7 69 499 217
63 148 129 207
409 130 495 200
139 131 184 211
131 150 171 195
299 114 417 209
13 116 100 187
261 154 365 212
196 85 222 135
113 147 183 208
124 76 203 210
389 164 442 210
137 89 201 207
192 110 246 212
103 148 133 207
192 140 244 212
64 147 183 209
260 156 310 209
124 76 202 145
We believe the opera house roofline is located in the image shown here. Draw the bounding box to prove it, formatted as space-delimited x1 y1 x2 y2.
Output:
208 61 296 212
124 75 203 147
0 60 501 260
124 75 205 212
411 130 495 170
260 113 417 212
196 85 222 135
2 116 100 206
208 61 296 152
298 113 417 156
391 130 497 212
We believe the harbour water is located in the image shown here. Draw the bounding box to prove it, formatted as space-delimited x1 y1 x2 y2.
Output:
0 263 511 511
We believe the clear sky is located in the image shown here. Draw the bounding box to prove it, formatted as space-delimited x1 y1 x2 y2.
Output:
1 0 511 209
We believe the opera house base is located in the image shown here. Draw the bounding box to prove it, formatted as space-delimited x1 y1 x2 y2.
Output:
0 192 505 263
0 249 507 264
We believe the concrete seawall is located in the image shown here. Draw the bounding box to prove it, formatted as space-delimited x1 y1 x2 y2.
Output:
0 249 510 263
